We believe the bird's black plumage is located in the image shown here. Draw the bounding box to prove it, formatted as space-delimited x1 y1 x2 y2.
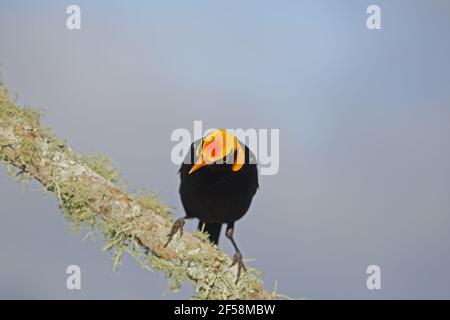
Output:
179 139 258 244
164 132 258 283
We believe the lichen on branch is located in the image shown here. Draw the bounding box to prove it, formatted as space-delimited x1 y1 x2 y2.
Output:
0 81 273 300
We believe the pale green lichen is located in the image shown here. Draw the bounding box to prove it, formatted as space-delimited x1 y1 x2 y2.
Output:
101 220 127 271
150 255 189 292
82 153 120 183
50 179 98 232
193 229 212 242
134 191 173 219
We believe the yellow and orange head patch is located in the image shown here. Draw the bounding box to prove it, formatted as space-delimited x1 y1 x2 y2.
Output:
190 130 245 174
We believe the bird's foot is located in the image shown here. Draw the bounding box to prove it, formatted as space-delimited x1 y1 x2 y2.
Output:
230 250 246 284
164 217 185 247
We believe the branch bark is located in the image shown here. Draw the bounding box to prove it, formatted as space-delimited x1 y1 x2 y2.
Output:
0 84 273 300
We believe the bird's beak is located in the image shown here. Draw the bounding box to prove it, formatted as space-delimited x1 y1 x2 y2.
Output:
189 159 207 174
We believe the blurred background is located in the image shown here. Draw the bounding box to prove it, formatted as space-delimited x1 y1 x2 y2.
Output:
0 0 449 299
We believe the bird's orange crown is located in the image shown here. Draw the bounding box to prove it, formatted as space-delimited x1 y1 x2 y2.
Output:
189 129 245 174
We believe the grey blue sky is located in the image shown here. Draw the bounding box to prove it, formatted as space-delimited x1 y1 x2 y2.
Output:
1 0 450 299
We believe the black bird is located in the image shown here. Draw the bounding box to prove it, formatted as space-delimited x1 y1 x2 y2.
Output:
165 129 258 282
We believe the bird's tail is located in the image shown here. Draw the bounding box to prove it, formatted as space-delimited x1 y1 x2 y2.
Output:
198 221 222 245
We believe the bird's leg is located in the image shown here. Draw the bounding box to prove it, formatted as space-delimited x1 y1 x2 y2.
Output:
226 223 246 284
164 216 188 247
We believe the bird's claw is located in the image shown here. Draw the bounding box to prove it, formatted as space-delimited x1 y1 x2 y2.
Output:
164 218 185 247
230 251 246 284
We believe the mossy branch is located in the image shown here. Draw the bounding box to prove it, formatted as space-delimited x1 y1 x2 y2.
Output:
0 82 273 300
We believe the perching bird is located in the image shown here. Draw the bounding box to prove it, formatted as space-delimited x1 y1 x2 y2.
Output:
165 129 258 282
